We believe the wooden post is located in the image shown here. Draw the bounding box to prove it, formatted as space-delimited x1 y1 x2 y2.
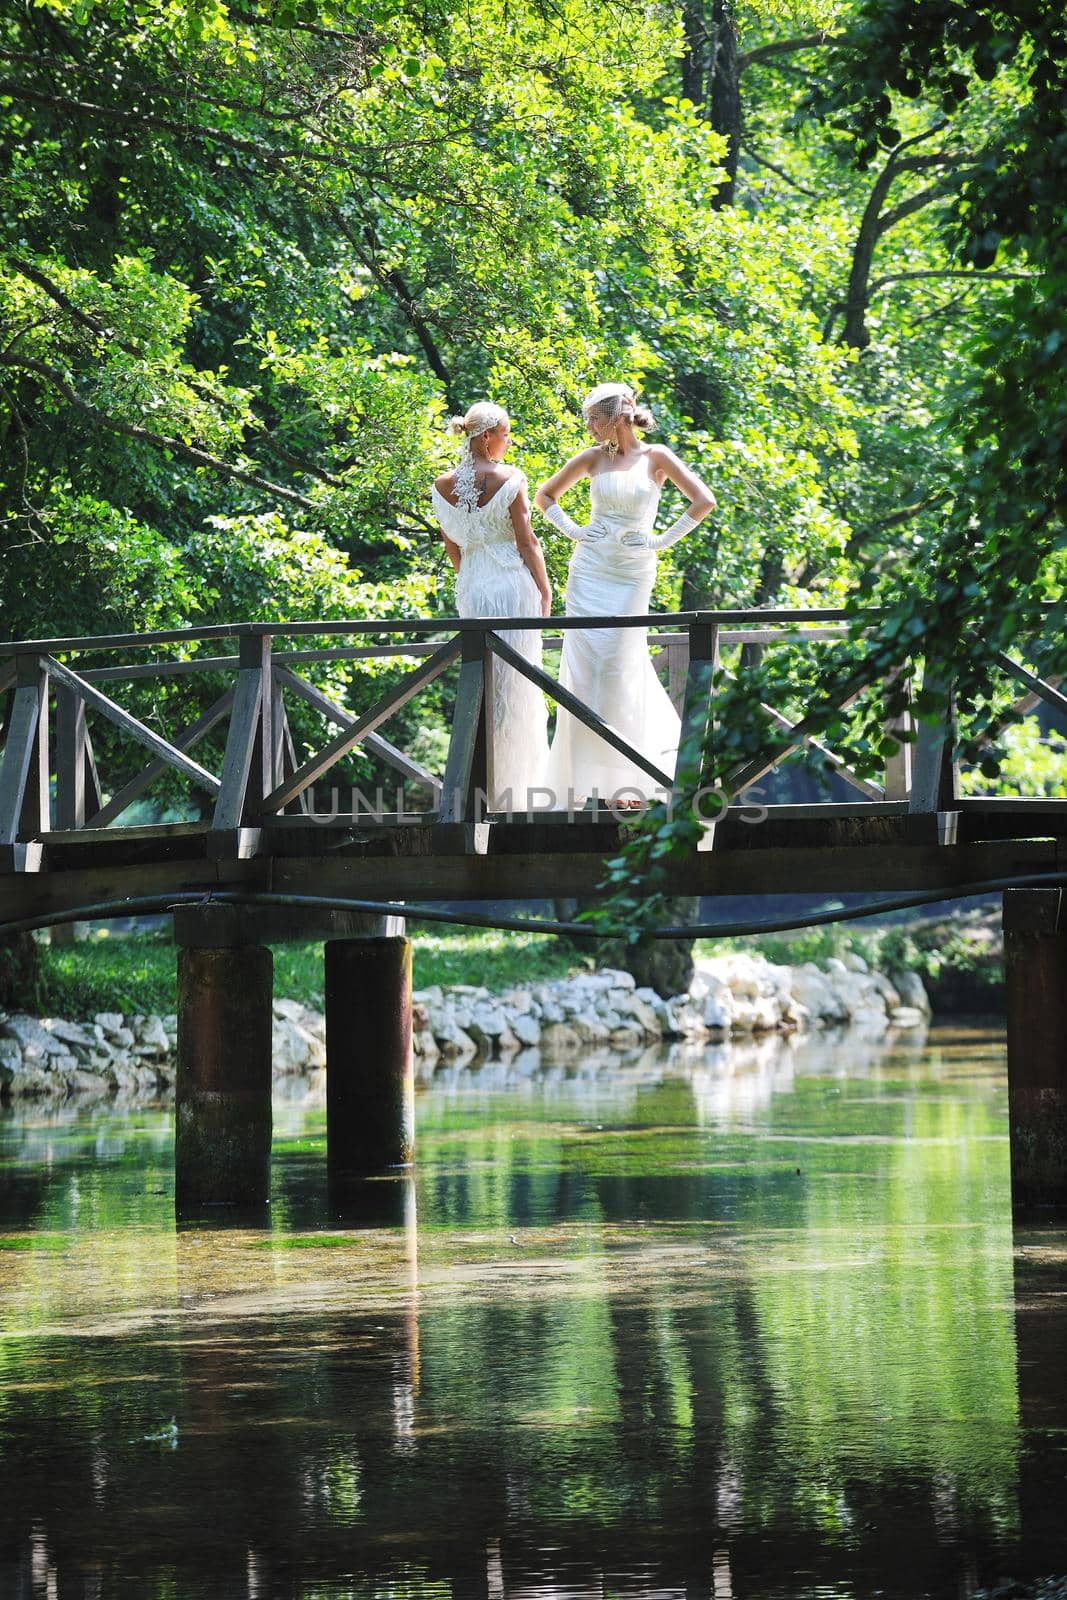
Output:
908 669 958 813
439 626 488 822
174 907 273 1215
672 618 719 808
1004 888 1067 1213
884 669 913 801
52 683 88 944
325 935 414 1196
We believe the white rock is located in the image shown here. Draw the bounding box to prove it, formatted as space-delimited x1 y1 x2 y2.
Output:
2 1015 71 1060
511 1013 542 1047
93 1012 125 1034
868 971 901 1009
136 1016 170 1055
703 996 732 1036
890 970 932 1016
41 1018 96 1050
888 1006 925 1029
842 952 869 974
540 1021 582 1055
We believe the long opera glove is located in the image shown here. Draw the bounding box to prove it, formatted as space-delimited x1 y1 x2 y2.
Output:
539 500 595 542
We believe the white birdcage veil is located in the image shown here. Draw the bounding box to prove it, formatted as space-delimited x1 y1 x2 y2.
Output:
581 383 645 457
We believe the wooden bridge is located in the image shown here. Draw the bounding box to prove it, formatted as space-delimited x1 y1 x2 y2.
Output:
2 609 1066 1216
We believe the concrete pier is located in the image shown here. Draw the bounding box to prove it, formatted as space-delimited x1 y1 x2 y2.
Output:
174 913 273 1215
1003 888 1067 1212
325 936 414 1196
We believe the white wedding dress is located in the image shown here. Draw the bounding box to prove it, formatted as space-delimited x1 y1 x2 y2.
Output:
431 470 548 810
545 453 680 802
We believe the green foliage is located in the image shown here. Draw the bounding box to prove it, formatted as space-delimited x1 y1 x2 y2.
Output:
36 926 590 1017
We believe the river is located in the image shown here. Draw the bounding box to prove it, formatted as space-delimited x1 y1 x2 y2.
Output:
0 1022 1064 1598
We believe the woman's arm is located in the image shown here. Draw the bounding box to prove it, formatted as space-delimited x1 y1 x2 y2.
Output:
651 446 716 519
510 486 553 617
642 447 716 552
438 527 462 573
534 449 598 541
533 448 595 512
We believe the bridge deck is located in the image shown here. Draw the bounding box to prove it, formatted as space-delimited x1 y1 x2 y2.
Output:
4 610 1067 929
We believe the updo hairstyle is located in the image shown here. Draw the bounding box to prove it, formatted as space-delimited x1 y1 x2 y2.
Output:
447 401 508 440
581 382 655 434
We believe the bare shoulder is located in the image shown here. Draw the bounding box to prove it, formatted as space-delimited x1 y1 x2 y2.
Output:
647 443 681 470
433 471 456 494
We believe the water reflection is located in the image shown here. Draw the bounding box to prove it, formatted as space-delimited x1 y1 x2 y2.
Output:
0 1025 1065 1598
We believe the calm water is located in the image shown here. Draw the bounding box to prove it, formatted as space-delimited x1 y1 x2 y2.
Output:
1 1024 1065 1599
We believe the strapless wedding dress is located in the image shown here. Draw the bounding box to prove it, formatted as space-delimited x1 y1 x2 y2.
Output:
545 453 680 802
431 470 548 809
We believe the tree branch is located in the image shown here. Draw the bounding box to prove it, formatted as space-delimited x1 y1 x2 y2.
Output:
868 268 1041 299
6 253 353 490
0 353 318 509
737 34 831 71
740 144 820 198
0 78 371 174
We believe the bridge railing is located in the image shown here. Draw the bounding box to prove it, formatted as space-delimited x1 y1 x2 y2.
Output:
1 609 1064 867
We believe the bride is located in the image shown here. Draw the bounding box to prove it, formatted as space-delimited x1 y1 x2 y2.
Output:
432 401 551 811
535 382 715 807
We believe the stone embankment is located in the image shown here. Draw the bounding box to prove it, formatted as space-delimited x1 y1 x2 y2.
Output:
0 952 930 1100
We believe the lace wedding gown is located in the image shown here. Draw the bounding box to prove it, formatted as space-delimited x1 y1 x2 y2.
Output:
431 470 548 810
545 453 680 802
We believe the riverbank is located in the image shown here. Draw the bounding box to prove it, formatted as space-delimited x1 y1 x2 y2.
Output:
0 950 931 1100
24 908 1005 1023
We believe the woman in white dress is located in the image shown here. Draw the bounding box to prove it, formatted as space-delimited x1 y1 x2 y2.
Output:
535 383 715 806
432 401 551 811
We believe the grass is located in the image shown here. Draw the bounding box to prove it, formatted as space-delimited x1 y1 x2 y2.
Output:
25 911 1002 1020
34 925 593 1019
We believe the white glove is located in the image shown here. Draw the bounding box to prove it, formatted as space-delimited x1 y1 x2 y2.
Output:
646 511 699 552
540 499 594 542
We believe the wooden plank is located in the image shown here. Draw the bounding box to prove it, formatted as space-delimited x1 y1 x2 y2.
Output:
272 666 443 796
664 639 689 714
55 684 88 831
672 621 718 805
0 607 876 659
0 659 15 697
0 671 44 845
734 683 885 802
40 655 221 794
80 655 240 683
212 636 269 833
725 680 875 799
21 664 50 838
884 670 913 801
994 652 1067 721
488 632 674 791
83 728 102 821
2 834 1063 924
974 674 1065 750
86 688 235 829
262 634 463 812
718 627 850 645
909 674 958 814
438 658 485 824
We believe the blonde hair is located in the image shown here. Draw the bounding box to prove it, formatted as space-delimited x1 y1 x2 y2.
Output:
446 401 508 440
581 382 655 434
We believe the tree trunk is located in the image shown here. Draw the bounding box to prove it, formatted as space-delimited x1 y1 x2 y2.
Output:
554 898 698 998
682 0 741 207
0 933 41 1012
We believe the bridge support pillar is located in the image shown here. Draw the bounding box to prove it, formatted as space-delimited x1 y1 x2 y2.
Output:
1004 889 1067 1213
174 910 273 1216
325 934 414 1200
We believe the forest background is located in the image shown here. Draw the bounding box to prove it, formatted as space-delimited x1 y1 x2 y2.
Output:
0 0 1064 934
